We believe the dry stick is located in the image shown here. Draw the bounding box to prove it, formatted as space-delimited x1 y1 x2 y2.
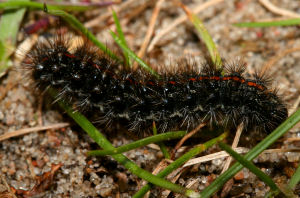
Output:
162 167 188 198
259 0 300 18
147 0 224 52
219 124 243 197
37 97 43 126
167 167 185 181
183 147 249 167
183 148 300 167
185 149 241 167
151 159 170 175
0 77 16 101
0 123 69 141
290 95 300 115
174 177 200 198
286 137 300 143
220 179 234 198
84 0 137 28
221 123 244 174
122 0 154 27
185 178 199 188
1 175 18 198
264 148 300 153
144 159 170 198
26 157 37 178
133 0 165 70
171 123 206 159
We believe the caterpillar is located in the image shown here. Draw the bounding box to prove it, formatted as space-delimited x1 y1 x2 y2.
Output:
25 35 288 135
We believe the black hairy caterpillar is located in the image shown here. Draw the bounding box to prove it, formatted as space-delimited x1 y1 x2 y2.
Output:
25 35 288 135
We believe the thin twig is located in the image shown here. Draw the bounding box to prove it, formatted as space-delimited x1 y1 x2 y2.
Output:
286 137 300 143
221 124 243 174
26 157 37 179
133 0 165 69
1 175 18 198
0 123 69 141
37 96 43 126
174 177 200 198
162 167 188 198
147 0 224 52
219 126 243 198
172 123 206 159
182 148 300 168
143 159 170 198
122 0 154 27
259 0 300 18
183 147 248 167
290 95 300 115
84 0 136 28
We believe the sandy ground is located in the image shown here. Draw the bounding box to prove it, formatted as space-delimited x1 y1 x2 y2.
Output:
0 0 300 197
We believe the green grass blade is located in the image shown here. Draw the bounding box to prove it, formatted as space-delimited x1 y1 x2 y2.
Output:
200 109 300 198
153 122 171 159
0 40 11 77
288 163 300 189
0 1 102 11
182 5 222 70
43 5 120 61
157 141 171 159
0 40 5 60
133 131 228 198
0 1 26 45
87 130 186 156
0 0 27 75
190 13 222 67
234 18 300 28
0 39 12 77
110 31 160 78
112 9 130 67
219 142 283 196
